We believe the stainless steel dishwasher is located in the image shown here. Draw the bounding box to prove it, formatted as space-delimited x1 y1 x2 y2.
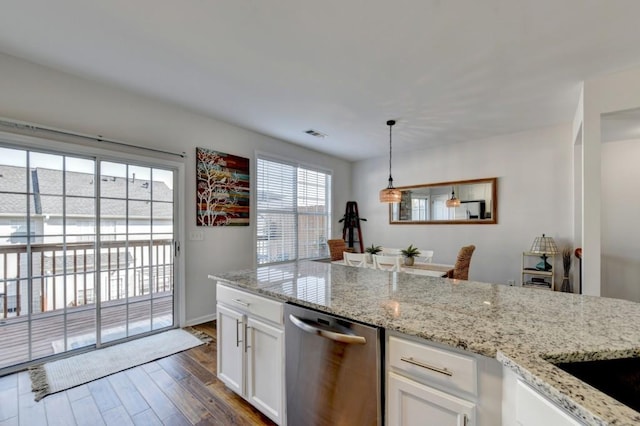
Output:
285 303 382 426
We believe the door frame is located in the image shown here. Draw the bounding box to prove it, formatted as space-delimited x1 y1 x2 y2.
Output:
0 129 185 372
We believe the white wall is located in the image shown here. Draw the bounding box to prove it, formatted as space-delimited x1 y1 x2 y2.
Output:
581 65 640 296
353 124 574 286
572 87 583 271
0 53 352 324
601 138 640 301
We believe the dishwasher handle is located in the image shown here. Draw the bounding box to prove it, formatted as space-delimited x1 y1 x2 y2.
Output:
288 314 367 345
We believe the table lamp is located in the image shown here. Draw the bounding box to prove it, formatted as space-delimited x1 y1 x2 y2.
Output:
530 234 558 271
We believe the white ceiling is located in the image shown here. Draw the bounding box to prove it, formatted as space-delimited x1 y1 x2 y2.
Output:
2 1 640 161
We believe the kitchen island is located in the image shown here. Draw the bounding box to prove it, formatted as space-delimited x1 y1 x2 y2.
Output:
209 260 640 425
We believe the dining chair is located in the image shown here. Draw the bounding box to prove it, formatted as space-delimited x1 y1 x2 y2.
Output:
417 250 434 263
328 239 348 261
380 247 402 256
372 254 402 272
343 252 368 268
452 245 476 280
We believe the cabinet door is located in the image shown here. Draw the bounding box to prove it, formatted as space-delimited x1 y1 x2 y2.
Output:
246 316 285 425
217 304 245 396
388 372 475 426
515 380 582 426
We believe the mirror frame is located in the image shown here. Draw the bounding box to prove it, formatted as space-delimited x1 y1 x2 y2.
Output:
389 177 498 225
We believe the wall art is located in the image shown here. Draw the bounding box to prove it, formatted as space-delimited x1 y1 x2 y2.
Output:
196 147 250 226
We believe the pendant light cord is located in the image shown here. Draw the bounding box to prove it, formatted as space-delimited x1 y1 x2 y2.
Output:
387 119 395 187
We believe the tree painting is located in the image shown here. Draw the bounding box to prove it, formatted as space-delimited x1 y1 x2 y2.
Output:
196 148 250 226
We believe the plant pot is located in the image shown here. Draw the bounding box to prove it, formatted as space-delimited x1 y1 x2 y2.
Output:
404 257 415 266
365 253 373 264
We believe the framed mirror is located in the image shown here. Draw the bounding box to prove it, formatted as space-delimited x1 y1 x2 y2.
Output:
389 177 497 224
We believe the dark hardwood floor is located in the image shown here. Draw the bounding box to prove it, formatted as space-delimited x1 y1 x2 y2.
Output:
0 322 276 425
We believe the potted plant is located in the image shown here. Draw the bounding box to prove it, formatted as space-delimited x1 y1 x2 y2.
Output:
365 244 382 263
401 244 421 266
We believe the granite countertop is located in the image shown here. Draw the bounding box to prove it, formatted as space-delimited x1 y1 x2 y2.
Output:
209 260 640 425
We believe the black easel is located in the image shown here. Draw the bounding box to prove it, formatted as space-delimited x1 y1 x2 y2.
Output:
341 201 365 253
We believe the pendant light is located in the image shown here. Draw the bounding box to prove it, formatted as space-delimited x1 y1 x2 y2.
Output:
379 119 402 203
446 186 460 207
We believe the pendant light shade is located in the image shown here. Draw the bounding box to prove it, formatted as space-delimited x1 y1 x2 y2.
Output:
446 186 460 208
379 120 402 203
379 187 402 203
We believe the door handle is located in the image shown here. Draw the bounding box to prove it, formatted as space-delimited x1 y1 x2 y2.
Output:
235 318 242 347
244 323 251 352
288 314 366 345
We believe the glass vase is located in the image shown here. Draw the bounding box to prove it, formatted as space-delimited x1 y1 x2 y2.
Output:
560 276 572 293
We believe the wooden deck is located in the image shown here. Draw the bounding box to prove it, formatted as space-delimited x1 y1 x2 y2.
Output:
0 294 173 371
0 322 275 426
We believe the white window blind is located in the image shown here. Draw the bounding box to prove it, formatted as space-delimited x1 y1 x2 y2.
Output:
257 156 331 264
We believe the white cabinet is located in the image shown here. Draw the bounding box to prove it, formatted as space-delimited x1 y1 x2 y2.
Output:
387 334 503 426
515 380 582 426
216 283 285 425
502 367 583 426
217 304 245 395
389 372 475 426
246 316 284 422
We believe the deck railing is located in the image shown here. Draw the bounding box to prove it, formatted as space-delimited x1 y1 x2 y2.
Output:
0 239 173 319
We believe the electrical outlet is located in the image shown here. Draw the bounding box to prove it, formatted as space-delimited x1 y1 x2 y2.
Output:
189 230 204 241
507 279 515 286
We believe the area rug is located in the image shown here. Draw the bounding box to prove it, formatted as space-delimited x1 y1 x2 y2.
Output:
29 328 206 401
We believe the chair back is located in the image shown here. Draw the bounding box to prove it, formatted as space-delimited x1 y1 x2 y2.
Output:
381 247 402 256
453 245 476 280
343 252 368 268
372 254 402 272
418 250 434 263
328 239 347 261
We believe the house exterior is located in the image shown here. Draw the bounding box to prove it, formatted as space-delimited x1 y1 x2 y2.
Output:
0 164 173 317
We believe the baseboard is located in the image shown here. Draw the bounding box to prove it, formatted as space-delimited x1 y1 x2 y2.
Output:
184 313 216 327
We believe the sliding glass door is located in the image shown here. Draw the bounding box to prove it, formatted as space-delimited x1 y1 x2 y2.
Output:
98 161 175 344
0 144 178 371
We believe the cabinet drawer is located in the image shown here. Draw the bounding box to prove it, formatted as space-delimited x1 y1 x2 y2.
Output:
217 284 283 325
388 335 477 395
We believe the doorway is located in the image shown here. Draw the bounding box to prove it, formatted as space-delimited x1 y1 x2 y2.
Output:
0 144 178 371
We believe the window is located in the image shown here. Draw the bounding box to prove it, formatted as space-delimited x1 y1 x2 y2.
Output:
411 198 429 221
257 156 331 264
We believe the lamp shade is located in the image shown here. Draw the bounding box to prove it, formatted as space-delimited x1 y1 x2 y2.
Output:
530 234 558 255
379 187 402 203
446 187 460 208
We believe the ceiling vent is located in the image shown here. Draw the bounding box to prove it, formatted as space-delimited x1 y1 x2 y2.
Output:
304 129 327 138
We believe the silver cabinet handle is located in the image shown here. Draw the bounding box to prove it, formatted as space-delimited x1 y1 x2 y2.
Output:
244 323 251 352
232 299 250 307
235 318 242 347
400 357 453 377
288 314 366 345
